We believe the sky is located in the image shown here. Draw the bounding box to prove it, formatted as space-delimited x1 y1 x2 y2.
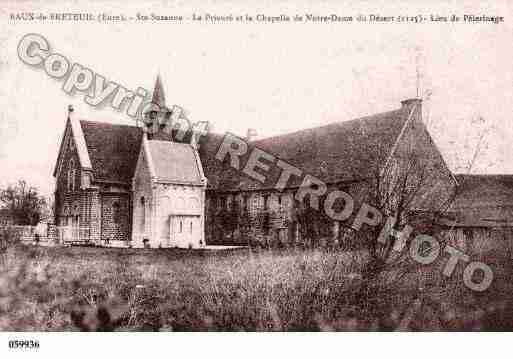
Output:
0 0 512 197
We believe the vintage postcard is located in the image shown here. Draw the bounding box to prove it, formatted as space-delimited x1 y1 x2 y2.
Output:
0 0 511 357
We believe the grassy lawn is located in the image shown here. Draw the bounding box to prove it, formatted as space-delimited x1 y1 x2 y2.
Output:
0 244 512 331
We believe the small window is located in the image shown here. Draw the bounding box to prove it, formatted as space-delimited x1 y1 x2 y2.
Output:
179 220 183 233
140 197 145 231
190 221 193 234
264 195 270 210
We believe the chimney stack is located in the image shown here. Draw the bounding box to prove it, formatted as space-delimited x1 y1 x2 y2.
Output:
401 98 422 122
246 128 258 142
401 98 422 111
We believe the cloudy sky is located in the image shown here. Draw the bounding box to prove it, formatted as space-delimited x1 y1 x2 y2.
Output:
0 0 512 196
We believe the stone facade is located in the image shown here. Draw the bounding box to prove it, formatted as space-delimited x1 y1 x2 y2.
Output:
53 113 134 245
131 136 206 248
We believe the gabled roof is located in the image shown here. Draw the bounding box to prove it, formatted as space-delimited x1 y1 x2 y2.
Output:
452 174 513 210
448 174 513 225
197 106 412 191
72 103 414 190
252 108 409 185
145 140 204 185
53 114 92 178
80 120 143 184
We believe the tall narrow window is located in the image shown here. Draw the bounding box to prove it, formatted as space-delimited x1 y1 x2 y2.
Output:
264 195 270 210
226 195 232 210
179 220 183 233
190 220 193 234
73 168 76 191
140 197 146 232
67 159 75 192
242 195 248 212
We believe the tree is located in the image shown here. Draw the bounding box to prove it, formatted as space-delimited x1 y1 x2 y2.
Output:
222 198 240 240
363 113 492 279
345 110 491 324
0 180 47 225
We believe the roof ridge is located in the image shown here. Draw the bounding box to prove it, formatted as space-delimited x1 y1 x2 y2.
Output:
79 119 140 129
456 174 513 177
251 108 404 144
148 139 189 144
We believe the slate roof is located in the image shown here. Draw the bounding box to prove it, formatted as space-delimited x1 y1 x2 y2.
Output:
452 174 513 209
448 174 513 226
147 140 203 184
80 120 143 184
250 108 409 187
195 107 412 191
77 105 412 190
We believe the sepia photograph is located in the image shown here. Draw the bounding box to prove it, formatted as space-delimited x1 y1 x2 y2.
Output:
0 0 512 357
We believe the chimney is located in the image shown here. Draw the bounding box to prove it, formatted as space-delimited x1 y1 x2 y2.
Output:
401 98 422 122
246 128 258 142
190 122 208 150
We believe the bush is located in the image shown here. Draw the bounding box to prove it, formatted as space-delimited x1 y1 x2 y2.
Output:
0 245 511 331
0 226 21 255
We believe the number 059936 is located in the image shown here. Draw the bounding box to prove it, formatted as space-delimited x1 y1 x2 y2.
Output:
8 339 40 349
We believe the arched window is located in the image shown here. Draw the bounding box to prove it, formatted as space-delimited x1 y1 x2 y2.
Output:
189 197 199 210
264 195 270 210
140 197 146 232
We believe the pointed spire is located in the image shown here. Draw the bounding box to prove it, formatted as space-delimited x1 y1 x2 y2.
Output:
151 74 166 107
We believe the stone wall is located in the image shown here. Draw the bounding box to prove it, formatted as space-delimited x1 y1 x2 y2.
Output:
205 187 339 246
131 146 154 246
100 193 131 242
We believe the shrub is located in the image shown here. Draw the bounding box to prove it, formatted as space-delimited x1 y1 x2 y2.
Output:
0 245 511 331
0 226 21 255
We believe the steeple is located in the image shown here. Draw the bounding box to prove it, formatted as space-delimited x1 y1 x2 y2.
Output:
144 75 171 139
151 74 166 108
